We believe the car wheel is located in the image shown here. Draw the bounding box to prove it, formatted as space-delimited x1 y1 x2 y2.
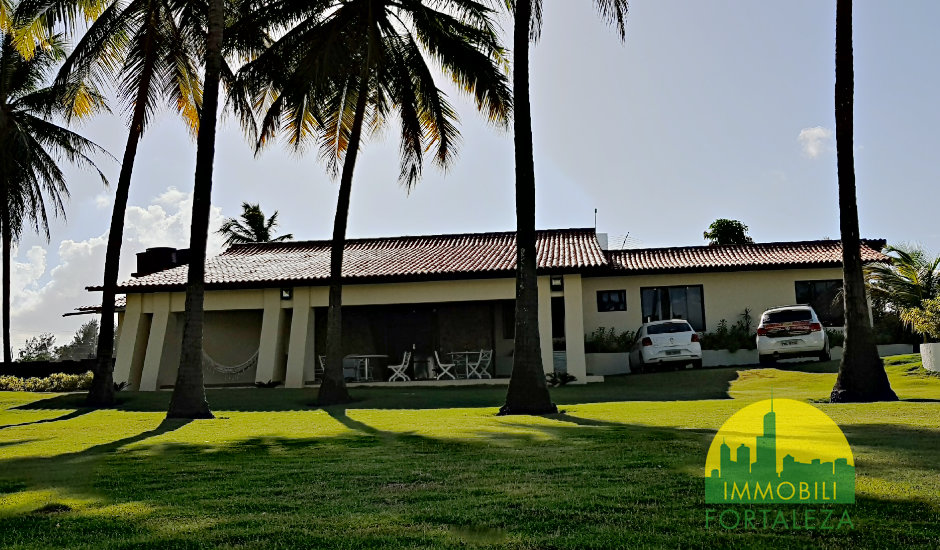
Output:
818 345 831 362
692 359 703 369
632 356 645 374
759 355 775 367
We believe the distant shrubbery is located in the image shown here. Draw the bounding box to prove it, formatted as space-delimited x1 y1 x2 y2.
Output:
826 329 845 348
584 327 635 353
0 372 94 392
699 310 756 352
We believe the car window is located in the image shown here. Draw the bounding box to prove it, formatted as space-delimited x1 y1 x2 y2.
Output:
647 322 694 334
763 309 813 323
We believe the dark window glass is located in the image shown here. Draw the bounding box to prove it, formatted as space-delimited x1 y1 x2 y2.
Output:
763 309 813 324
647 322 694 334
597 290 627 312
640 285 706 331
795 280 843 327
551 297 566 339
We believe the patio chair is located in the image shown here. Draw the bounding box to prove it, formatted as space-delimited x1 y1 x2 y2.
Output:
467 349 493 379
434 351 457 380
388 351 412 382
316 355 326 382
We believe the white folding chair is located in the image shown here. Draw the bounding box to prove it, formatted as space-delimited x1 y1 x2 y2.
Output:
388 351 412 382
316 355 326 382
434 351 457 380
467 349 493 379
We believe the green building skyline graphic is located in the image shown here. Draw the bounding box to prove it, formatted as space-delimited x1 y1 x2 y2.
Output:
705 398 855 504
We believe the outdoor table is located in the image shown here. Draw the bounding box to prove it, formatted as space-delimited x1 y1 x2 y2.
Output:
447 351 480 378
345 355 388 381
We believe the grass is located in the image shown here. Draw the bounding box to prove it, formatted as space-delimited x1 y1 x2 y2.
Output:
0 356 938 548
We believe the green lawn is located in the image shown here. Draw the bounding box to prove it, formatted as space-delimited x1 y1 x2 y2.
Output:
0 356 938 548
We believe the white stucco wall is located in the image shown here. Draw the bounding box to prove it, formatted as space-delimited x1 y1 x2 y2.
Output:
580 267 846 337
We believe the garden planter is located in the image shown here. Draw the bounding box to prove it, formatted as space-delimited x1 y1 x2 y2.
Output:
702 349 758 367
585 353 630 375
922 343 940 373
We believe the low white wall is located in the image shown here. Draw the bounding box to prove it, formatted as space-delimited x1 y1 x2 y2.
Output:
921 343 940 373
877 344 915 357
702 349 758 367
827 344 914 362
586 353 630 375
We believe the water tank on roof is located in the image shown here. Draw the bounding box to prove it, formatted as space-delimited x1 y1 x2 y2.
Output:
133 247 190 277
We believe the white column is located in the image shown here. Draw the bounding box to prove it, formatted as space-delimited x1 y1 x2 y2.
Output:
139 293 171 391
285 287 314 388
256 288 287 384
537 276 554 373
563 274 587 384
113 295 147 390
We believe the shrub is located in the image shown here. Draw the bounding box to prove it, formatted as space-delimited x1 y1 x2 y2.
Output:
826 329 845 347
546 371 576 387
584 327 635 353
901 297 940 340
699 309 756 352
0 371 94 392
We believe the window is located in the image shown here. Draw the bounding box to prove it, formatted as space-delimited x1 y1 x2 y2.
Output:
640 285 705 331
597 290 627 312
551 297 566 339
795 280 844 327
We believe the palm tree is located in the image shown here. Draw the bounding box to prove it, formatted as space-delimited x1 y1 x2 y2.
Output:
867 244 940 312
829 0 897 403
499 0 628 415
241 0 511 405
217 202 293 246
166 0 226 419
0 28 109 363
55 0 203 406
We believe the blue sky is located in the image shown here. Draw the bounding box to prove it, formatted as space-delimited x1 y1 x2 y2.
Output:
10 0 940 350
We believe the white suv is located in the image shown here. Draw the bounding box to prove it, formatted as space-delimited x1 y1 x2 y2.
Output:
756 305 831 365
630 320 703 373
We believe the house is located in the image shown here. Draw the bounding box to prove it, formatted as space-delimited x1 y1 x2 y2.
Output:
94 229 887 390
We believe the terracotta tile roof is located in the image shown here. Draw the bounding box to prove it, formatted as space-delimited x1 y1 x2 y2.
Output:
604 239 888 273
106 229 607 292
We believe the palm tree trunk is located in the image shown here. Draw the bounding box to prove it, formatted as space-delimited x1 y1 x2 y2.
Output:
86 52 156 407
167 0 225 419
500 0 556 415
830 0 897 403
1 181 10 364
318 73 370 406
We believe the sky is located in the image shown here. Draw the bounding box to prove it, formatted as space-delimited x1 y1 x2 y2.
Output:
9 0 940 353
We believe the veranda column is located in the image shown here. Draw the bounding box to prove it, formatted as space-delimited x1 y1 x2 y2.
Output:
113 294 147 390
563 274 587 384
139 293 172 391
537 275 554 374
256 288 287 384
285 287 314 388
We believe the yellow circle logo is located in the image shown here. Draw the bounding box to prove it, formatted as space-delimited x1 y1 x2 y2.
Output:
705 398 854 504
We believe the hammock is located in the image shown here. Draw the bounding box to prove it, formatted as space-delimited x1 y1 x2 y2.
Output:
202 349 259 378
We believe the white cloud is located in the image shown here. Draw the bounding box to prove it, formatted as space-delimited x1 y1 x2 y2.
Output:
8 187 225 354
798 126 833 158
94 194 111 209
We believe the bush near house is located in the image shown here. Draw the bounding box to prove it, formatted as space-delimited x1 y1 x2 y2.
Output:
0 371 93 392
699 310 755 352
584 327 635 353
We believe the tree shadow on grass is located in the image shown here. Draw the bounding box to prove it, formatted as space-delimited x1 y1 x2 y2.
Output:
0 417 937 548
11 369 748 414
0 408 94 430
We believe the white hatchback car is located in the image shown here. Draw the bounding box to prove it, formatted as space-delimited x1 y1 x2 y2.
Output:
629 320 703 373
756 305 831 365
